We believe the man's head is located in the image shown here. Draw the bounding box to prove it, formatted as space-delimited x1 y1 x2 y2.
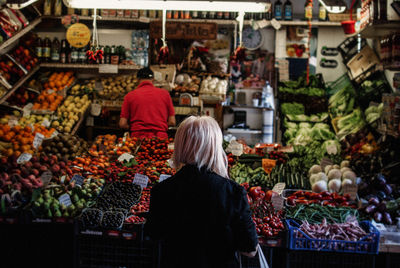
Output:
137 67 154 83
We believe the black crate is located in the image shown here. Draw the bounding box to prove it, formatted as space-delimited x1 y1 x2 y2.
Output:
74 224 154 268
285 250 376 268
338 37 367 65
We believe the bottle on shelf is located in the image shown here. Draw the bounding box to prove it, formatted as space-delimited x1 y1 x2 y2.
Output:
81 9 89 17
265 1 272 20
173 10 179 19
284 0 293 20
43 36 52 62
200 11 208 19
71 47 79 63
111 45 119 65
67 7 75 15
223 11 230 20
78 46 87 64
43 0 52 16
319 2 327 21
51 37 60 62
274 0 283 20
104 45 111 64
54 0 62 16
60 39 67 64
304 0 313 20
98 45 105 64
209 11 216 19
393 33 400 67
191 10 199 19
217 11 223 20
35 35 43 61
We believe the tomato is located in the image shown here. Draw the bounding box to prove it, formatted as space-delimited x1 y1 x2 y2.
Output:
264 190 274 201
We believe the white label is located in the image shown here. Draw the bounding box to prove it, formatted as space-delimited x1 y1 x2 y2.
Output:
90 103 102 116
47 89 54 94
8 118 18 127
17 153 32 164
50 130 59 139
272 183 286 195
41 118 50 128
343 183 358 201
133 173 149 189
271 195 284 211
257 19 270 29
33 132 45 149
123 132 129 142
118 153 134 162
60 175 67 184
154 71 163 81
99 64 118 74
159 174 171 182
270 18 281 30
23 103 32 117
58 193 72 207
167 158 173 167
167 143 174 150
86 116 94 126
71 174 85 186
139 17 150 23
40 170 53 186
309 56 317 67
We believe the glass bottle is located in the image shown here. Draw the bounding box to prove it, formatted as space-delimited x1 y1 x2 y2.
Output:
60 39 67 64
43 0 52 16
51 37 60 62
319 3 327 21
284 0 292 21
274 0 283 20
35 35 43 60
104 45 111 64
43 36 51 62
304 0 313 20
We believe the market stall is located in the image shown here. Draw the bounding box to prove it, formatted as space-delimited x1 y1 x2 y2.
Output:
1 0 400 267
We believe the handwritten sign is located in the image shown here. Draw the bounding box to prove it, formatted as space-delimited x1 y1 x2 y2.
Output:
58 193 72 207
133 173 149 189
262 159 276 174
159 174 171 183
41 118 50 128
118 153 134 162
343 183 358 201
71 174 85 186
8 118 18 127
17 153 32 164
271 195 284 211
150 21 217 40
272 183 286 195
33 133 44 149
40 171 53 186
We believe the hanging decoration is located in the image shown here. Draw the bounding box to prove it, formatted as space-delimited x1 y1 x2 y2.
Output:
231 11 246 62
86 8 104 63
157 8 169 64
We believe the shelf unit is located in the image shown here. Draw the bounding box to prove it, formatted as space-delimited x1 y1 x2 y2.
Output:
0 17 42 53
358 21 400 38
224 105 272 110
40 63 141 71
0 65 40 104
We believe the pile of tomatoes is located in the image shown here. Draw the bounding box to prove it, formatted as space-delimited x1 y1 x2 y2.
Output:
131 187 150 214
251 199 285 238
136 137 173 162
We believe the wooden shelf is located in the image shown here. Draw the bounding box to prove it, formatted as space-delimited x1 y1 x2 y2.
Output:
0 17 42 53
40 63 140 71
224 105 272 110
358 21 400 38
0 65 40 104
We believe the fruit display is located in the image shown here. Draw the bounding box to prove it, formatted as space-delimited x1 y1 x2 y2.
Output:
130 187 150 214
101 211 125 229
53 95 91 133
0 124 35 157
6 87 38 108
42 134 89 161
10 45 38 72
96 75 138 100
17 114 52 127
125 214 146 224
285 190 355 207
70 80 96 96
172 74 201 94
42 71 75 93
94 182 142 211
32 91 64 112
89 134 139 157
0 56 25 85
80 208 103 228
136 137 173 162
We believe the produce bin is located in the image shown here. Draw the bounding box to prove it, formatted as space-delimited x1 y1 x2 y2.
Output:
285 219 380 254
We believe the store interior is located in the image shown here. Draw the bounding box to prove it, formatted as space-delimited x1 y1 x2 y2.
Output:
1 0 400 267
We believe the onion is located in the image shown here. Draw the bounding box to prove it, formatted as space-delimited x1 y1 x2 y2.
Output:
328 179 341 193
312 180 328 193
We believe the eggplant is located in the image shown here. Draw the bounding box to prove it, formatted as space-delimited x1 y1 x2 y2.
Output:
374 212 382 223
377 191 387 201
375 174 387 187
378 202 387 213
368 197 380 206
383 184 393 195
365 204 377 214
383 212 393 225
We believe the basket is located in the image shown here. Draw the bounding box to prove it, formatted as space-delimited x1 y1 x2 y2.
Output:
342 20 356 35
286 219 380 254
328 13 357 22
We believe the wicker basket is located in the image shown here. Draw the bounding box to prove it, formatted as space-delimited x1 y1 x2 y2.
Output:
328 13 357 22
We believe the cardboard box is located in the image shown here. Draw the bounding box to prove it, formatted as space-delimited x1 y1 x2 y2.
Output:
151 64 176 91
346 45 380 80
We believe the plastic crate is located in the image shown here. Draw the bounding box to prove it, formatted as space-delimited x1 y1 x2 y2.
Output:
325 73 353 97
286 219 380 254
285 249 377 268
337 37 367 65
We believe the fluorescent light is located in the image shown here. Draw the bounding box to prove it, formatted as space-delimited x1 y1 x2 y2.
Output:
7 0 39 9
64 0 269 12
318 0 346 14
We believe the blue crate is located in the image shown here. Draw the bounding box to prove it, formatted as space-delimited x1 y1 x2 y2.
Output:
286 219 380 254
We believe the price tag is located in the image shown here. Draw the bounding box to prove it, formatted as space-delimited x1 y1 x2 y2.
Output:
159 174 171 182
320 158 334 171
167 158 173 167
167 143 174 150
17 153 32 164
58 193 72 207
33 132 44 149
8 118 18 127
118 153 134 162
154 71 163 81
139 17 150 23
270 18 281 30
99 64 118 74
262 159 276 174
71 174 85 186
60 175 67 184
133 173 149 189
343 183 358 201
40 170 53 186
41 118 50 128
47 89 54 94
86 116 94 126
226 140 243 156
257 19 270 29
90 103 102 116
23 104 32 117
123 132 129 142
271 195 284 211
272 183 286 195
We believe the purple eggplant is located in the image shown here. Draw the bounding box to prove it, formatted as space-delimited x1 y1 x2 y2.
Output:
375 174 387 188
378 202 387 213
374 212 382 223
368 197 380 206
383 184 393 195
383 212 393 225
365 204 377 214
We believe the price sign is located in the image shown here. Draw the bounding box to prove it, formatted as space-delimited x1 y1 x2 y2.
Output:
262 159 276 174
41 118 50 128
66 23 91 48
8 118 18 127
343 183 358 201
320 158 334 171
99 64 118 74
271 195 284 211
133 173 149 189
58 193 72 207
159 174 171 182
47 89 54 94
17 153 32 164
118 153 134 162
270 18 282 30
33 132 44 149
71 174 85 186
40 171 53 186
167 143 174 151
167 158 173 167
272 183 286 195
60 175 67 184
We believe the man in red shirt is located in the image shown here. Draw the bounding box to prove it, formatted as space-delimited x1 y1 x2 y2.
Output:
119 68 176 138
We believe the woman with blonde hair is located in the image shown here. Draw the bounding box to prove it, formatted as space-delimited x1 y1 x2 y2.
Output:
147 116 258 268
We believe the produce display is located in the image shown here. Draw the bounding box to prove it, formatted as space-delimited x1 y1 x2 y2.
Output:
97 75 138 100
42 134 89 160
286 204 359 224
285 190 355 207
70 81 96 96
32 91 64 112
53 95 91 133
42 71 75 93
329 85 355 119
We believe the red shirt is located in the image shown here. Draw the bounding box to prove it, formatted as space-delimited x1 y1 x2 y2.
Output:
120 81 175 138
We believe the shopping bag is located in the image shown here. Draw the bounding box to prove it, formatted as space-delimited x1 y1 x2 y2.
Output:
257 244 269 268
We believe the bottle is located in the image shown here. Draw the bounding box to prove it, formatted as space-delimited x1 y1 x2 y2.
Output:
60 39 67 63
173 10 179 19
111 45 119 64
67 7 75 15
223 11 230 20
217 11 223 20
79 46 87 64
192 10 199 19
54 0 62 16
304 0 313 20
35 35 43 60
43 0 52 16
71 47 79 63
209 11 216 19
265 1 272 20
81 9 89 16
51 38 60 62
319 2 327 21
274 0 283 20
284 0 292 20
43 36 51 62
104 46 111 64
183 11 190 19
200 11 208 19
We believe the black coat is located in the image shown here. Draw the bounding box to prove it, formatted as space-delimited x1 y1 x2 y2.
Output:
146 164 258 268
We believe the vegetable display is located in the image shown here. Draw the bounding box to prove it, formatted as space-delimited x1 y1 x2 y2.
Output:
286 190 355 207
286 204 359 224
329 84 355 119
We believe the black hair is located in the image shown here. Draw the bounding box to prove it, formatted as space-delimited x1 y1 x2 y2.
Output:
137 67 154 79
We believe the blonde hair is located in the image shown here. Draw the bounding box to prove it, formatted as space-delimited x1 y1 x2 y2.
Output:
172 116 229 178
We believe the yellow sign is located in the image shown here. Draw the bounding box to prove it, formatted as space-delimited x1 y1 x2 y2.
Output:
66 23 91 48
262 158 276 174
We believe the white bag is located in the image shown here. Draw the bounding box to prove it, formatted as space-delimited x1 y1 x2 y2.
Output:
257 244 269 268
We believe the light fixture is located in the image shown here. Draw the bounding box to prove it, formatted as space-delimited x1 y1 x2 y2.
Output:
318 0 347 14
7 0 39 9
63 0 269 13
